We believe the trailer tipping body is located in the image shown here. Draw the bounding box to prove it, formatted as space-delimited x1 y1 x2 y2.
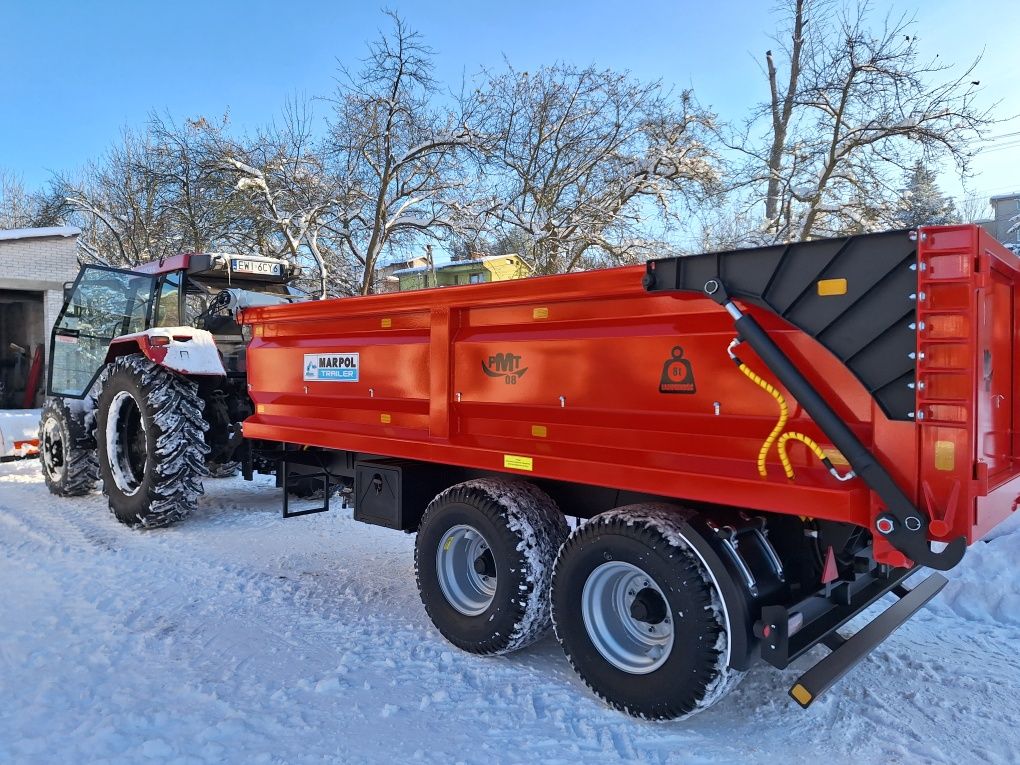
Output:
241 224 1020 570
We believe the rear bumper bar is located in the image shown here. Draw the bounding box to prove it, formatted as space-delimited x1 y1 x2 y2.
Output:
760 571 947 708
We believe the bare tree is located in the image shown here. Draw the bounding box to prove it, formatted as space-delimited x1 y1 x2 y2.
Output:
50 117 247 267
745 0 994 241
145 113 244 254
211 99 351 296
0 169 40 229
53 129 178 265
470 63 718 274
324 11 481 294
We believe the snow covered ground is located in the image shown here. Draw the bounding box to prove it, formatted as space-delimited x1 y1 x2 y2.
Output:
1 457 1019 764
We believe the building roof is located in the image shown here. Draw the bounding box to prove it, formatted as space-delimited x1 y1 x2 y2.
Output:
990 192 1020 203
0 226 81 242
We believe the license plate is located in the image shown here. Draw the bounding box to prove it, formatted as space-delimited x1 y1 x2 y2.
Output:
231 259 283 276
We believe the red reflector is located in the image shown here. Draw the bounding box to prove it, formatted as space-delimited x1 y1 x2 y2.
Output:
762 625 771 638
821 545 839 584
149 335 171 347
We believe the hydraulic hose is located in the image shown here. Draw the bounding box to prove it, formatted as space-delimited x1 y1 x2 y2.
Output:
728 338 854 482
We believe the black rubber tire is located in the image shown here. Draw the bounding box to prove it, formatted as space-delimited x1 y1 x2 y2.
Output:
94 355 209 528
38 397 98 496
415 478 569 655
286 474 339 499
206 460 241 478
551 504 741 720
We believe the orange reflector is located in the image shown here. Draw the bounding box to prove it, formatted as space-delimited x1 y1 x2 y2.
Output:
791 684 812 706
381 318 392 328
934 440 955 472
817 278 848 296
532 307 549 320
531 424 548 438
380 413 392 424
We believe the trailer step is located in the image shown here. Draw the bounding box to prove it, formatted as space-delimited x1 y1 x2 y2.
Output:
788 572 947 708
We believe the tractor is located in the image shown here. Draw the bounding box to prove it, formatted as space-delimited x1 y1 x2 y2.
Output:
38 252 311 525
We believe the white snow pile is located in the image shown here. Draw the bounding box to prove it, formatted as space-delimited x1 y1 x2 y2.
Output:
2 458 1019 764
0 409 40 458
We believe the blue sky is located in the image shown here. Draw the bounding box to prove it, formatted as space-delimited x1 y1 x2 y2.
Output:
2 0 1018 211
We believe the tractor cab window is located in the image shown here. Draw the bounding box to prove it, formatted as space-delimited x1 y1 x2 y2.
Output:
183 278 214 327
154 273 182 326
48 266 156 398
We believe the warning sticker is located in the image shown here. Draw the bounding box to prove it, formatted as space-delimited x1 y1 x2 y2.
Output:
304 353 359 382
503 454 534 472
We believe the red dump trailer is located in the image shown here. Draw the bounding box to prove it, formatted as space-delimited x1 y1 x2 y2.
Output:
240 224 1019 719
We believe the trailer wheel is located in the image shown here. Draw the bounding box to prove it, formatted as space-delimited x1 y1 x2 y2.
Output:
415 478 569 655
206 460 241 478
552 505 742 720
287 475 338 499
94 355 210 528
39 397 98 496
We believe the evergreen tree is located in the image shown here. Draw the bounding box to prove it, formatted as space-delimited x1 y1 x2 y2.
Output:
895 160 959 228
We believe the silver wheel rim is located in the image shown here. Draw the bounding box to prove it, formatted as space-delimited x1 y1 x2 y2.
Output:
436 524 497 616
581 561 675 674
42 416 65 481
106 390 146 497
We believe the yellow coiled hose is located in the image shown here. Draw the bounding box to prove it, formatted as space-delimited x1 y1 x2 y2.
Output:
728 338 854 482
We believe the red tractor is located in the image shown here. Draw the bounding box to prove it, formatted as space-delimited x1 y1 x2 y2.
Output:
38 253 307 525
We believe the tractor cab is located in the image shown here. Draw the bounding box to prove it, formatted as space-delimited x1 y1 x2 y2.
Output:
47 253 299 400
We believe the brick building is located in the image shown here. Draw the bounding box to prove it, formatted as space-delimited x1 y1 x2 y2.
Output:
0 226 80 407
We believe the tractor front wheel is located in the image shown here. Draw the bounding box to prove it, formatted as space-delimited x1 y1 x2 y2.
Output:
94 355 209 527
39 397 98 496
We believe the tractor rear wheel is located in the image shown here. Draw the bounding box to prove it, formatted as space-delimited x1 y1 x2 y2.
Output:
39 397 98 496
551 504 742 720
94 355 209 527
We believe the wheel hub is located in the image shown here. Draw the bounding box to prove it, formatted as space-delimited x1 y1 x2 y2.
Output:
436 524 498 616
42 416 65 478
628 586 667 624
472 549 496 578
581 561 675 674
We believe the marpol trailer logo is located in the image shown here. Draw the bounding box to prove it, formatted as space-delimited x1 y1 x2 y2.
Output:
304 353 360 382
482 352 528 384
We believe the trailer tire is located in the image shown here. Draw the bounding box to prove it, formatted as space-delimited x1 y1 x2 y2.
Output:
415 478 569 655
552 504 742 720
287 475 338 499
39 397 98 496
206 460 241 478
94 355 210 528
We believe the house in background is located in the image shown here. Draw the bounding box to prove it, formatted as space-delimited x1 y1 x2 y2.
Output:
0 226 80 408
978 192 1020 252
393 253 528 292
374 255 430 293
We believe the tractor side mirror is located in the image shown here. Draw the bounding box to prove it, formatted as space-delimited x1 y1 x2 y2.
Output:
63 281 75 302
